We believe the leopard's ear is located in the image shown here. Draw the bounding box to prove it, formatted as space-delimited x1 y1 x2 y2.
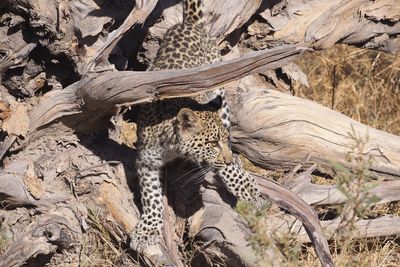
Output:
177 108 201 131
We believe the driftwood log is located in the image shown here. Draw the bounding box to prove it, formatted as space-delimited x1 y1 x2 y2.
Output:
228 86 400 179
1 0 400 266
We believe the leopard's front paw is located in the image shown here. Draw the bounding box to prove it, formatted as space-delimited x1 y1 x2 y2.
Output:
130 228 174 266
254 196 271 211
130 229 160 253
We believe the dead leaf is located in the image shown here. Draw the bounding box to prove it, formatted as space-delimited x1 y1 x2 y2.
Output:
2 102 29 137
22 163 44 200
0 101 11 121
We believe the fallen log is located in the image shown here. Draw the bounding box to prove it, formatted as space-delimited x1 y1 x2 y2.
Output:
228 86 400 179
257 167 400 245
24 45 304 143
257 0 400 54
289 178 400 207
0 207 82 267
265 214 400 245
4 71 400 266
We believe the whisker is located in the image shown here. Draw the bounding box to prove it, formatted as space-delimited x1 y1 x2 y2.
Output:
172 165 204 184
194 167 213 184
181 166 213 188
188 167 212 185
178 158 192 169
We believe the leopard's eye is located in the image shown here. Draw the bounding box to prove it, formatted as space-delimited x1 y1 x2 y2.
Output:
207 140 218 147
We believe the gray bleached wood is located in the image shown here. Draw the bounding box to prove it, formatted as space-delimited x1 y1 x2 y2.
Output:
25 45 304 143
228 86 400 179
264 214 400 245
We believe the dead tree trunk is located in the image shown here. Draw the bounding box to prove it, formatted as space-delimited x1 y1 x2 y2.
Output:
1 0 400 266
228 87 400 179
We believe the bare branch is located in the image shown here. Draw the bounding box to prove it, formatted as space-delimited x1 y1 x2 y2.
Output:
256 174 334 267
25 45 304 143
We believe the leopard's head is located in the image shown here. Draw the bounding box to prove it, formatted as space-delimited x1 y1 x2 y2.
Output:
176 107 232 167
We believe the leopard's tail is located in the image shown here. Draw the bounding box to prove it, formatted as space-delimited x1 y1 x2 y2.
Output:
182 0 204 24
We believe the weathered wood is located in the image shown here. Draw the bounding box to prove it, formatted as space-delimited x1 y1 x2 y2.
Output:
228 86 400 179
25 45 304 144
0 207 82 267
78 0 158 74
265 214 400 245
162 193 184 267
289 177 400 207
143 0 400 66
0 43 36 77
0 86 29 160
259 167 400 244
257 0 400 54
0 160 69 207
0 130 139 266
189 187 263 266
6 80 400 265
5 74 400 266
255 173 334 267
147 0 263 40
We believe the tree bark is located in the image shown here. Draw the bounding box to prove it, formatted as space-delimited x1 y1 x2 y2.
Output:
228 86 400 179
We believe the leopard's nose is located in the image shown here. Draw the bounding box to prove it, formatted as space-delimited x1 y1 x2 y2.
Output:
224 152 233 165
219 141 233 165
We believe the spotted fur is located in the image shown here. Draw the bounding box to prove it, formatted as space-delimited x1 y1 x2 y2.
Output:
130 0 264 253
148 0 229 128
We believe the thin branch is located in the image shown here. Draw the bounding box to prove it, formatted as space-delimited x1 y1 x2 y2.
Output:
255 174 335 267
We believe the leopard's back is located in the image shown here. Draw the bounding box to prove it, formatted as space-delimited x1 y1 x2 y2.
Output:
149 0 220 71
142 0 229 132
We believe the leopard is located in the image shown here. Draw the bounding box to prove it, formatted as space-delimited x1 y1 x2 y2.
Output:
130 0 265 253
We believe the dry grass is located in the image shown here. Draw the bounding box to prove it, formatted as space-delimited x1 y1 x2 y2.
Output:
294 45 400 135
0 231 8 256
291 45 400 267
78 205 137 267
295 238 400 267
